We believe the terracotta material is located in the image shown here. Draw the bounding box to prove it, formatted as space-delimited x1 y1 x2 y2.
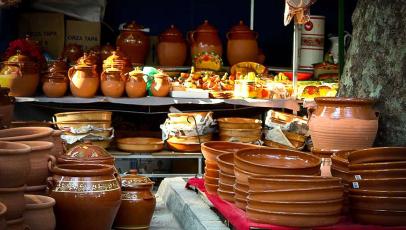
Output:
116 21 149 65
234 166 264 185
350 161 406 171
23 195 56 230
54 111 112 122
217 189 234 203
219 135 260 143
0 141 31 188
150 73 171 97
349 195 406 210
234 147 321 175
0 186 25 220
158 25 187 66
167 111 212 124
234 197 247 210
114 170 156 230
218 181 234 192
235 182 249 193
0 202 6 230
25 185 47 195
309 97 378 151
331 150 351 171
203 175 218 185
48 163 121 230
0 127 53 142
42 76 68 97
351 168 406 179
248 175 342 191
351 209 406 226
101 43 115 61
125 68 147 98
5 217 29 230
201 141 254 163
348 147 406 164
62 44 83 64
330 166 352 183
101 68 126 97
219 172 235 186
167 141 201 152
117 137 164 152
247 198 343 213
246 207 341 228
190 20 222 58
52 142 115 166
54 120 111 130
217 117 262 129
204 182 218 195
205 160 219 170
350 178 406 191
68 65 99 98
216 153 234 175
349 189 406 197
248 186 344 202
167 134 212 144
227 21 259 66
204 167 219 178
219 127 262 137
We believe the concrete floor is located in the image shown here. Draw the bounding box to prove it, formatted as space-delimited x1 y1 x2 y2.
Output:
150 196 183 230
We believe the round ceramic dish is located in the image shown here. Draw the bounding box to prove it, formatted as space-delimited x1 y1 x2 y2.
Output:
217 189 234 203
330 166 352 183
216 153 234 175
234 197 247 210
201 141 254 162
248 175 342 191
205 160 219 170
349 161 406 171
204 182 218 195
203 175 218 185
217 117 262 129
350 168 406 179
349 195 406 210
348 147 406 164
204 167 219 178
218 182 234 192
349 178 406 191
247 198 343 213
351 208 406 226
167 133 212 144
0 127 53 141
117 137 164 152
167 141 201 152
54 111 112 122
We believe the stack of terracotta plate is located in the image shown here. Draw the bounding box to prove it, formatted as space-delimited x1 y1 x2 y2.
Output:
233 147 322 211
201 141 253 195
330 150 352 212
216 153 235 202
116 137 164 153
348 147 406 226
217 118 262 143
246 175 344 228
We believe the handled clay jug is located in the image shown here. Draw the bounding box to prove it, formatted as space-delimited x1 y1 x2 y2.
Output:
68 65 99 98
189 20 222 58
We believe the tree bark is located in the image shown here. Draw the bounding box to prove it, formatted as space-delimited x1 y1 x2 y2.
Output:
339 0 406 146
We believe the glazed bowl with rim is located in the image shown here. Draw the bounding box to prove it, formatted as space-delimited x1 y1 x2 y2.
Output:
348 147 406 164
248 185 344 202
349 189 406 197
234 147 321 175
0 127 54 141
204 167 219 178
350 178 406 191
349 195 406 210
349 161 406 171
203 175 218 185
248 175 342 191
216 153 234 175
351 208 406 226
204 182 218 195
201 141 254 163
0 141 31 188
217 189 234 203
218 135 260 143
167 141 201 152
246 207 341 228
330 166 352 183
331 150 351 171
247 198 343 213
350 168 406 179
217 117 262 129
234 182 249 193
219 172 235 186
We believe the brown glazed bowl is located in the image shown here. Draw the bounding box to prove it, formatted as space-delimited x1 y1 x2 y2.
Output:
234 147 321 175
330 166 352 183
217 189 234 203
248 186 344 202
201 141 254 162
0 202 6 230
219 172 235 186
348 147 406 164
0 141 31 188
351 168 406 179
349 189 406 197
350 178 406 191
0 127 54 141
216 153 234 175
203 175 219 185
349 161 406 171
246 207 341 228
351 208 406 226
247 198 343 213
331 151 351 171
204 182 218 195
23 195 56 230
234 166 265 185
0 185 25 220
167 141 201 152
349 195 406 210
204 167 219 178
248 175 342 191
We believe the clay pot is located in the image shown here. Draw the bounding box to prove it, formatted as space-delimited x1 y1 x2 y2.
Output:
51 130 65 156
204 182 218 195
0 141 31 187
350 178 406 191
204 167 219 178
0 127 54 142
68 65 99 98
157 25 187 66
247 198 343 213
219 171 235 186
309 97 378 151
349 195 406 210
116 137 164 153
248 175 342 191
114 170 156 230
201 141 254 163
190 20 222 58
101 68 126 97
227 21 259 66
216 153 234 175
348 147 406 164
62 44 83 64
217 189 234 203
46 59 67 74
48 163 121 230
19 141 54 187
23 195 56 230
205 160 219 170
116 21 150 65
203 175 218 185
101 43 115 61
349 189 406 197
0 186 25 220
6 217 30 230
150 73 170 97
217 117 262 129
0 202 6 230
125 69 147 98
42 76 68 98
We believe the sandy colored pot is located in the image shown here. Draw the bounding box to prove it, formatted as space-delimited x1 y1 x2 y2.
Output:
125 70 147 98
217 189 234 203
6 217 30 230
68 65 99 98
247 198 343 213
158 25 187 66
201 141 254 163
190 20 222 58
248 175 342 191
351 209 406 226
23 195 56 230
150 73 170 97
204 167 219 178
114 170 156 230
219 135 260 143
234 197 247 210
226 21 259 66
54 111 112 122
0 141 31 187
348 147 406 164
216 153 234 175
167 133 212 144
0 186 25 220
42 76 68 98
116 21 149 65
330 166 352 183
54 120 111 130
101 69 126 98
0 202 6 230
217 117 262 129
219 171 235 186
309 97 378 151
48 164 121 230
218 181 234 192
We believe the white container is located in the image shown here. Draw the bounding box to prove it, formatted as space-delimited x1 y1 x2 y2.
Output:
299 15 325 68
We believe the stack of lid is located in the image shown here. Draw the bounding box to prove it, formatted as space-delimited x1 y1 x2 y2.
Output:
217 117 262 143
348 147 406 226
331 150 352 213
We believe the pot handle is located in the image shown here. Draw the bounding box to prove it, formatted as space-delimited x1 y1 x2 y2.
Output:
48 155 57 173
67 66 75 80
307 106 316 124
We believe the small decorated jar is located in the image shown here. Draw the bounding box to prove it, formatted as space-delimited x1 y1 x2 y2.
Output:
125 68 147 98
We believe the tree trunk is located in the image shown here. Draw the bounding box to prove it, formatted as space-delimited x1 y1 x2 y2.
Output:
339 0 406 146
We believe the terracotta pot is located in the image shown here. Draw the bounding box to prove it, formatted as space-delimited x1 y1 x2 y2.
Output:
125 69 147 98
205 160 219 170
103 50 132 73
0 141 31 187
349 189 406 197
117 137 164 152
113 170 156 229
247 198 343 213
219 135 260 143
330 166 352 183
42 76 68 98
54 111 112 122
351 208 406 226
167 111 212 124
19 141 54 186
116 21 149 65
217 189 234 203
101 43 115 61
0 202 6 230
248 175 342 191
204 167 219 178
349 195 406 210
348 147 406 164
234 166 263 185
218 182 234 192
0 186 25 220
167 141 201 152
219 127 262 137
234 197 247 210
203 175 218 185
23 195 56 230
51 130 65 156
68 65 99 98
350 178 406 191
190 20 222 58
62 44 83 64
309 97 378 151
25 185 47 195
226 21 259 66
46 59 67 74
0 127 53 142
150 73 170 97
216 153 234 175
201 141 254 163
48 163 121 230
6 217 30 230
158 25 187 66
219 172 235 186
217 117 262 129
204 182 218 195
331 150 351 171
101 68 126 97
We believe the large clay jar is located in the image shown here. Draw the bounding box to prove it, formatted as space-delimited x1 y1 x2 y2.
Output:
48 163 121 230
23 195 56 230
150 73 170 97
309 97 378 153
0 51 39 96
157 25 187 66
0 141 31 187
116 21 150 65
6 217 30 230
0 202 6 230
101 68 126 98
0 185 25 220
190 20 222 58
114 169 156 229
126 68 147 98
68 65 99 98
227 21 259 66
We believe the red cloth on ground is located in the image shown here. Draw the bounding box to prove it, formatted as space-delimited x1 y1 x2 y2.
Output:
185 178 406 230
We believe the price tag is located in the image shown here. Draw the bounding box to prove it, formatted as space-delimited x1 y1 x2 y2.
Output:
352 182 360 189
354 175 362 180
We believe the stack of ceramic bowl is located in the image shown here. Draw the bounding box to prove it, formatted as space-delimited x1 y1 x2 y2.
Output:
201 141 253 195
217 117 262 143
54 111 113 149
348 147 406 226
116 137 164 153
216 153 235 202
233 147 322 211
331 150 352 213
246 175 344 228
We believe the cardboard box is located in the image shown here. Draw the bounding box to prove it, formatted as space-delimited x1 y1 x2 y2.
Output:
65 20 100 51
18 13 65 58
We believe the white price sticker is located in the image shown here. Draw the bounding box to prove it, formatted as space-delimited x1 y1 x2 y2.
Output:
352 182 360 189
354 175 362 180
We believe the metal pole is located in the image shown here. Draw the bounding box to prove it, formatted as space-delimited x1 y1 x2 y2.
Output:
292 22 299 98
338 0 345 76
250 0 255 30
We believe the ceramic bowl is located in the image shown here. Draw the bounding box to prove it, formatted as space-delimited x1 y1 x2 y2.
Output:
219 127 262 137
348 147 406 164
247 198 343 213
349 195 406 210
349 189 406 197
218 181 234 192
234 197 247 210
218 135 260 143
330 166 352 183
234 147 321 175
205 160 219 170
167 133 212 144
167 112 211 124
216 153 234 175
246 207 341 228
234 166 264 185
203 175 218 185
219 172 235 186
116 137 164 152
0 202 6 229
204 182 218 195
234 182 249 193
248 186 344 202
54 111 112 122
349 161 406 171
167 141 201 152
351 168 406 179
331 151 351 171
234 184 248 200
351 208 406 226
204 167 219 178
54 120 111 129
201 141 254 162
350 178 406 191
0 127 54 141
248 175 342 191
217 189 234 203
217 117 262 129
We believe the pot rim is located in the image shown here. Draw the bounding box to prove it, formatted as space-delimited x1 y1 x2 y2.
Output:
0 202 6 216
18 141 54 151
201 141 255 155
314 97 375 105
217 153 234 168
349 194 406 200
24 195 56 209
248 175 342 183
348 147 406 164
0 127 53 141
51 163 115 177
0 141 31 154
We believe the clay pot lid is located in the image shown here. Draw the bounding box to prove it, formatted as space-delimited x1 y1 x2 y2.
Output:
64 141 112 160
195 20 218 33
128 67 144 77
121 169 154 189
103 51 128 65
121 21 145 31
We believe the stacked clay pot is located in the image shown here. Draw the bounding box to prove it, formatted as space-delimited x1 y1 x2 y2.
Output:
102 50 132 74
227 21 259 66
114 169 156 229
23 195 56 230
68 53 99 98
125 68 147 98
157 25 187 66
331 150 352 214
217 117 262 143
0 87 15 128
150 72 171 97
216 153 235 203
41 59 69 98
